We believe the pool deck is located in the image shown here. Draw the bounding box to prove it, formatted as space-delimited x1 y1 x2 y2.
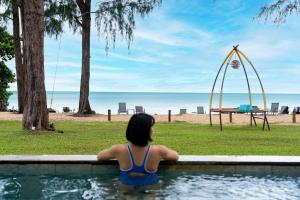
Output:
1 155 300 165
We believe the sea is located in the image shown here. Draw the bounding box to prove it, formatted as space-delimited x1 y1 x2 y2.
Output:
7 92 300 115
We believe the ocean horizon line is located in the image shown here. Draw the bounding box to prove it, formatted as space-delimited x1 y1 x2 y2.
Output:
8 91 300 95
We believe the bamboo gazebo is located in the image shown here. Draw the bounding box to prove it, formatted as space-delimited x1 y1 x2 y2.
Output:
209 45 270 131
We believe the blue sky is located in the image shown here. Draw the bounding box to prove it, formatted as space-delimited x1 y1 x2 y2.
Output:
5 0 300 93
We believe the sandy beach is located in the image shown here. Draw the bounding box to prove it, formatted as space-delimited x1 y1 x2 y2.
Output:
0 112 299 125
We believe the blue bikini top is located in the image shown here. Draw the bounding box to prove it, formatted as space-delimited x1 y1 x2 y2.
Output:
119 144 158 186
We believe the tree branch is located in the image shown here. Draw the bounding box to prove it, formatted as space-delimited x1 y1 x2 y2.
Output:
77 2 135 18
257 0 300 24
74 15 82 26
0 13 13 21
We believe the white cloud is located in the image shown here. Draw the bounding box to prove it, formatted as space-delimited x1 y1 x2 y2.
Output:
7 1 300 93
45 61 122 71
134 19 215 48
107 52 161 64
135 29 181 46
45 61 80 68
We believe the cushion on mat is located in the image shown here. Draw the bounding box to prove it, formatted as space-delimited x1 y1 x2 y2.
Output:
238 104 254 112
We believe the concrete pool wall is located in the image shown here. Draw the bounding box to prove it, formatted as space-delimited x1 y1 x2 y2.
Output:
1 155 300 176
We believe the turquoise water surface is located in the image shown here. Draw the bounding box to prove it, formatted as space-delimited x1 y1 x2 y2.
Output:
1 171 300 199
8 92 300 114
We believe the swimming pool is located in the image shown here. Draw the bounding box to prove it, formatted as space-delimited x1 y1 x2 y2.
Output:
1 170 300 199
1 155 300 199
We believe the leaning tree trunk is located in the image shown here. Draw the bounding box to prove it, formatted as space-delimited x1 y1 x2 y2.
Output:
22 0 49 130
12 1 25 113
78 0 92 114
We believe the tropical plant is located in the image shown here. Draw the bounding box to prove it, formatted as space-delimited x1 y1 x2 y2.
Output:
0 26 15 111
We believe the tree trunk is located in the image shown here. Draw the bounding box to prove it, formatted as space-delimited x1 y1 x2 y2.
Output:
78 0 92 114
22 0 49 130
12 1 25 113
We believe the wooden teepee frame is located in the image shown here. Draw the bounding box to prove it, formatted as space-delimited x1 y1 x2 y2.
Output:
209 45 270 131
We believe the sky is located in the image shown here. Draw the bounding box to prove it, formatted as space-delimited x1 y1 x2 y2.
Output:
4 0 300 93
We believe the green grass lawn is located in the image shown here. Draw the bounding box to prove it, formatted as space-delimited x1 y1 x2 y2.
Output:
0 120 300 155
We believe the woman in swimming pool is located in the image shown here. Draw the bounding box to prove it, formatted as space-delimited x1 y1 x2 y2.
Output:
97 113 179 187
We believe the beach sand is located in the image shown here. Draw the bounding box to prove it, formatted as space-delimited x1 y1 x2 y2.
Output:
0 112 299 125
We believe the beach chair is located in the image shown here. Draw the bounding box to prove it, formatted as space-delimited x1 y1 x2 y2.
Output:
268 103 279 115
135 106 145 114
63 107 70 113
179 109 187 115
279 106 289 114
296 107 300 114
118 102 128 114
197 106 205 114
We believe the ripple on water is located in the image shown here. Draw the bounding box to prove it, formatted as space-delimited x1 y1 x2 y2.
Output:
0 173 300 199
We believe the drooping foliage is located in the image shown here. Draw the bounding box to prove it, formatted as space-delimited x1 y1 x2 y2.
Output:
0 0 13 26
95 0 162 51
43 0 162 50
0 26 15 111
257 0 300 23
44 0 81 38
0 0 77 38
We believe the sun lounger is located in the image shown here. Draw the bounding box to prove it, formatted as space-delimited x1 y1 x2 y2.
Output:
63 107 70 113
118 102 128 114
197 106 205 114
295 107 300 114
279 106 289 114
268 103 279 115
179 109 187 115
135 106 145 114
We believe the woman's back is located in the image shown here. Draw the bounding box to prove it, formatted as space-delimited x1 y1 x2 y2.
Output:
115 144 162 173
97 113 178 187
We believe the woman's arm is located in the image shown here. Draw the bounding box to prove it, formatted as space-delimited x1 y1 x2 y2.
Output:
97 145 119 160
159 145 179 161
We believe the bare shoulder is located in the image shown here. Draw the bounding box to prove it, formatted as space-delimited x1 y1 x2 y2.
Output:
110 144 127 152
151 144 179 160
151 145 169 154
97 144 127 160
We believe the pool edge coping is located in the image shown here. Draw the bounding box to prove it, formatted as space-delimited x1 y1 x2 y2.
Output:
1 155 300 166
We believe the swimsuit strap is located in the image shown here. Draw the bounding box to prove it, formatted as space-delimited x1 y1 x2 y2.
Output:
127 144 135 169
127 144 150 167
144 145 156 173
141 145 151 167
127 144 135 166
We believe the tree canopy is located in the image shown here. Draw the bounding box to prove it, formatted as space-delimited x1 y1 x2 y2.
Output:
0 26 15 110
0 26 14 62
43 0 162 50
0 0 75 38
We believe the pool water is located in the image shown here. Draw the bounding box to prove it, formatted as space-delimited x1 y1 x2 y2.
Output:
1 171 300 199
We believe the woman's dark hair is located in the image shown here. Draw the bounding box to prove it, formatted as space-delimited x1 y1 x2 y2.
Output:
126 113 155 146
